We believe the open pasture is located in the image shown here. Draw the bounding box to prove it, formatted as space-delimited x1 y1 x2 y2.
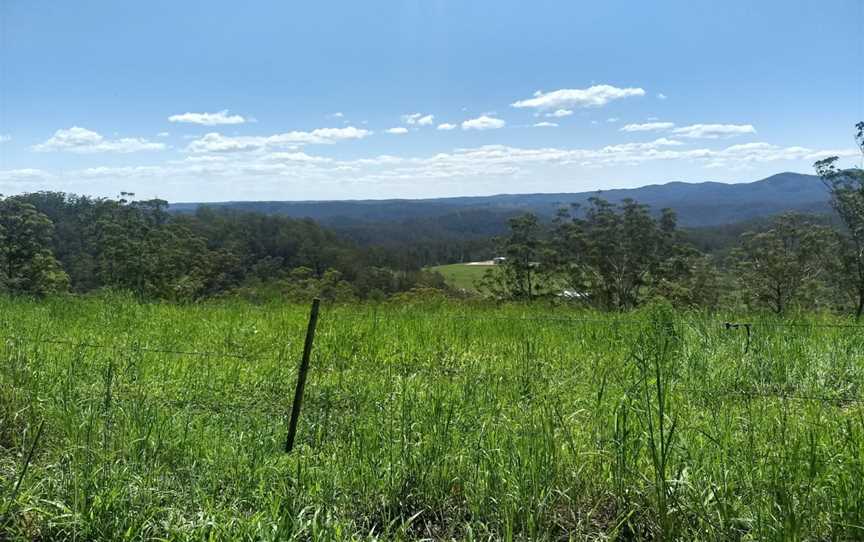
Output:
427 263 492 292
2 296 864 540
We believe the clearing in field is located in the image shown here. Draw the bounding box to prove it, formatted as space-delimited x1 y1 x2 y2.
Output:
428 262 494 292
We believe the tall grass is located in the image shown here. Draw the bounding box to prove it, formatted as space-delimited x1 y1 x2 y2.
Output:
1 295 864 540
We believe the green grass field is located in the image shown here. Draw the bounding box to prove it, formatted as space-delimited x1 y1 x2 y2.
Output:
3 295 864 540
428 263 492 291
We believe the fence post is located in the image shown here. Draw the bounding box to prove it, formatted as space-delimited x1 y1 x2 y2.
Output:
285 298 321 453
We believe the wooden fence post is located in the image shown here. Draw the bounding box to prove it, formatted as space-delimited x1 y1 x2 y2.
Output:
285 298 321 453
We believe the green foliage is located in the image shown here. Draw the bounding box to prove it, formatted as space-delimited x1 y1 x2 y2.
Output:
4 192 441 302
730 213 834 314
0 198 69 295
478 213 549 300
815 121 864 316
551 198 684 310
651 253 723 309
2 296 864 539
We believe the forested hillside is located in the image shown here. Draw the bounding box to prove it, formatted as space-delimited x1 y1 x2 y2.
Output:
170 172 830 229
0 193 444 301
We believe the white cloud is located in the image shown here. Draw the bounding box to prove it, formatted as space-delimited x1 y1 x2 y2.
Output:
328 112 344 118
186 126 372 153
157 132 170 137
0 134 11 143
386 127 409 134
78 166 169 179
620 122 676 132
265 151 333 163
168 110 247 126
33 127 166 153
533 122 558 128
461 115 506 131
512 84 646 110
437 123 457 131
176 155 229 164
657 93 668 100
402 113 435 126
0 168 51 183
546 109 573 118
8 138 858 198
606 118 619 123
671 123 756 139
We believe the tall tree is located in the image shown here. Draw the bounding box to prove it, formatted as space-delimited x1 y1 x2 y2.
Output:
0 198 69 295
551 198 681 310
730 213 832 314
814 121 864 316
479 213 546 300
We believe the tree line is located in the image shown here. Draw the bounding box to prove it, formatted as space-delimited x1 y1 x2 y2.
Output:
481 122 864 316
1 122 861 311
0 192 444 301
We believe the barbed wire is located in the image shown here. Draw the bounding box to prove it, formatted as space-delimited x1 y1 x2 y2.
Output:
725 320 864 330
3 313 864 414
447 314 643 325
137 395 288 415
373 312 864 330
0 333 284 362
678 386 864 406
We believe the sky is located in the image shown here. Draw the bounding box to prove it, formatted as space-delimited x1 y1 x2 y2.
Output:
0 0 863 202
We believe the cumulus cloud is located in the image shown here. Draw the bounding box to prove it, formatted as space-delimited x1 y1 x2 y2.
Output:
511 84 645 110
545 109 573 118
620 122 676 132
0 168 52 183
533 122 558 128
185 126 372 153
8 138 858 198
0 134 11 143
402 113 434 126
657 93 668 100
672 123 756 139
328 112 344 118
606 118 619 123
437 123 457 131
168 110 247 125
265 151 333 163
461 115 506 131
386 127 409 134
33 127 166 153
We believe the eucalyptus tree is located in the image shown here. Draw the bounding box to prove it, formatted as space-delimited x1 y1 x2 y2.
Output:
815 121 864 316
551 198 684 310
0 197 69 295
730 212 834 314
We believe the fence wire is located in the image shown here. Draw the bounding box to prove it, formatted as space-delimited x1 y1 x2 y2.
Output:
0 332 283 362
4 313 864 416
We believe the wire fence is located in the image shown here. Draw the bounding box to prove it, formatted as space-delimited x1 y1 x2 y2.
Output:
3 312 864 413
4 308 864 537
0 332 284 362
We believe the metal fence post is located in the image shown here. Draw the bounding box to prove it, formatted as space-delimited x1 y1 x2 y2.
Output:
285 298 321 453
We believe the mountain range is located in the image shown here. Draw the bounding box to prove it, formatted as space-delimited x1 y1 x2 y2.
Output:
169 172 830 229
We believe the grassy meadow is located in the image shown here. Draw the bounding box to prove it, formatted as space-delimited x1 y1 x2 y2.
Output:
3 295 864 540
428 263 492 292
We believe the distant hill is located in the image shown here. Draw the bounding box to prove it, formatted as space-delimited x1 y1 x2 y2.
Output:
170 172 831 229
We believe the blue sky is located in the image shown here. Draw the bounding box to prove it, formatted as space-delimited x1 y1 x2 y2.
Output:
0 0 862 201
